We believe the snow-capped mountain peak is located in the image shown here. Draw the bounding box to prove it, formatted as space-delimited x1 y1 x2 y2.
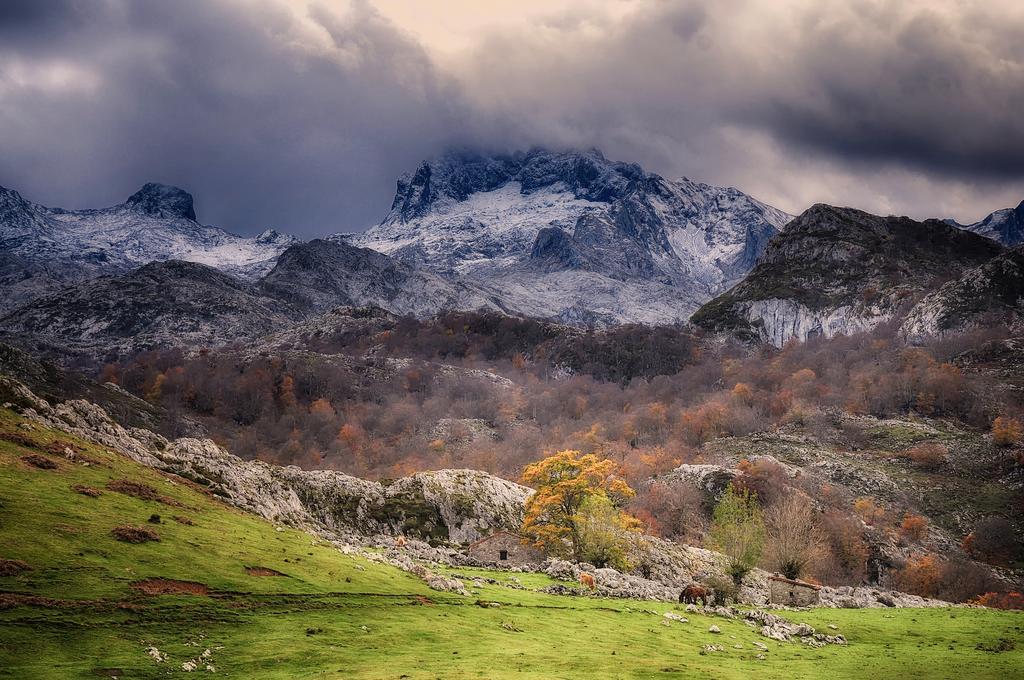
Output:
352 148 793 325
0 182 299 313
124 182 197 221
954 199 1024 246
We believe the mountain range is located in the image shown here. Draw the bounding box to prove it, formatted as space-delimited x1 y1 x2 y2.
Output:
1 148 1022 358
350 148 793 325
690 205 1009 346
0 182 294 314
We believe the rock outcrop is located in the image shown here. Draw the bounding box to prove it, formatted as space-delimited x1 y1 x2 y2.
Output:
692 204 1004 345
7 376 530 543
902 247 1024 339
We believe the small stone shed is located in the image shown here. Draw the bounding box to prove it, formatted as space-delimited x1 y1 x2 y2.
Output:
768 574 821 606
466 531 544 566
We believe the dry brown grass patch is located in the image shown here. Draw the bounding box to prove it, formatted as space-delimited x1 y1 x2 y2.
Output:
0 431 37 448
0 558 31 577
111 525 160 543
43 440 79 456
20 453 58 470
172 515 195 525
72 484 102 497
245 566 287 577
106 479 182 507
131 578 209 596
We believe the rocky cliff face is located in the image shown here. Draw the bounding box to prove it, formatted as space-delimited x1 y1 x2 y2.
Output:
0 182 296 313
352 148 792 326
902 246 1024 339
692 204 1004 345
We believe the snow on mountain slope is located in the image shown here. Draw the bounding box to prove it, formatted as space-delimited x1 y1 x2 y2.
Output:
947 199 1024 246
350 149 792 325
0 183 296 312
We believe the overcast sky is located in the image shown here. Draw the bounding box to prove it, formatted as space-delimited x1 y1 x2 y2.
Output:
1 0 1022 236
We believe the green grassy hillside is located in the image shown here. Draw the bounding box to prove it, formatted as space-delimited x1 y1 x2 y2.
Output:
1 407 1022 679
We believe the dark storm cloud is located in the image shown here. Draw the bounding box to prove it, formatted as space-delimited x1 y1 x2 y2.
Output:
754 3 1024 179
0 0 473 235
453 0 1024 220
0 0 1022 234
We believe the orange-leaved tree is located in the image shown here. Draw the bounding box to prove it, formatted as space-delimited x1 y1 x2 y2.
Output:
521 450 635 563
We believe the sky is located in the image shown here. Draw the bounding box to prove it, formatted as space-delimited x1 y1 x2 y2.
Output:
1 0 1022 237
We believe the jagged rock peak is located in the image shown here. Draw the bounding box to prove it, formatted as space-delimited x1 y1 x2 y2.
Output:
125 182 196 221
387 147 653 222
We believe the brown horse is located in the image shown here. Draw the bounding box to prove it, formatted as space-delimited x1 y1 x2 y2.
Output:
679 583 709 606
579 572 596 590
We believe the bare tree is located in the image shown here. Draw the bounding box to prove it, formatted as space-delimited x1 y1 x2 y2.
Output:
763 492 826 580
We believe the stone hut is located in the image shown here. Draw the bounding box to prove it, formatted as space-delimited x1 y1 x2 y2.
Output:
466 531 544 566
768 574 821 607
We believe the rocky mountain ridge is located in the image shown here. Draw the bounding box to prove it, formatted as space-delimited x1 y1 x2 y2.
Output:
0 182 296 313
258 239 504 318
902 246 1024 339
352 148 793 325
692 204 1005 346
950 199 1024 246
0 260 295 361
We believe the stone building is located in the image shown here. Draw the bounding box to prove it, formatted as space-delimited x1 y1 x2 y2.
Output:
466 531 544 566
768 574 821 607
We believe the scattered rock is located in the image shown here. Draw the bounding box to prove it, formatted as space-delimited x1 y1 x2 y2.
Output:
663 612 688 623
425 574 468 596
708 625 721 634
146 647 168 663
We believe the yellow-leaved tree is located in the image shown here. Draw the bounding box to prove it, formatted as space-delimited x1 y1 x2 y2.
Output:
521 450 637 566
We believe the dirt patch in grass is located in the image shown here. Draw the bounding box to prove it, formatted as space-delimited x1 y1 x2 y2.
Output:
246 566 287 577
91 669 126 678
131 578 210 596
413 595 435 605
0 593 71 610
172 515 195 525
20 453 58 470
72 484 102 497
0 431 37 448
106 479 182 507
111 525 160 543
43 440 78 456
0 558 31 576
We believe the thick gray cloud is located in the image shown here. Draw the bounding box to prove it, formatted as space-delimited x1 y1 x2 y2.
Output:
0 0 472 235
0 0 1022 235
452 0 1024 222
